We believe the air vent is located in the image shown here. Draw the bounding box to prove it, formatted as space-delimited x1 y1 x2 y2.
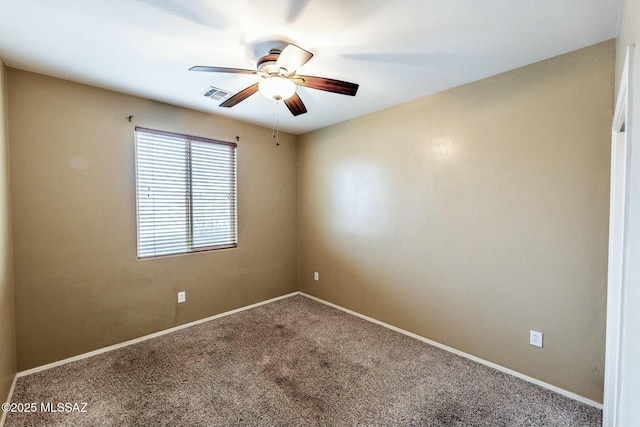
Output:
203 86 232 101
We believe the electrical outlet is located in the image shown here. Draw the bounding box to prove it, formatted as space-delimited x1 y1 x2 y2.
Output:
178 291 186 303
314 272 319 281
530 330 543 348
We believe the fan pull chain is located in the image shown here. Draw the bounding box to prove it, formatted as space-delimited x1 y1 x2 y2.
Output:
272 101 276 141
272 99 281 146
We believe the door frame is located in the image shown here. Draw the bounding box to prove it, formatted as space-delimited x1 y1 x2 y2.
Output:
603 44 634 427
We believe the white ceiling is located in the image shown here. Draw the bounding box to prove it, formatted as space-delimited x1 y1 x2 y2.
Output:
0 0 621 135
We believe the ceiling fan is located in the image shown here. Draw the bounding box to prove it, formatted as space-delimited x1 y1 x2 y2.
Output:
190 43 359 116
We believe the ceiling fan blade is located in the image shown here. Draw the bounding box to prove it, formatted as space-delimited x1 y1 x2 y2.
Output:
284 93 308 116
276 44 313 74
294 75 359 96
219 83 260 107
286 0 312 23
135 0 227 30
190 66 256 74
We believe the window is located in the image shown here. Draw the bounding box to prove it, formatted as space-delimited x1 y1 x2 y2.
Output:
134 127 237 258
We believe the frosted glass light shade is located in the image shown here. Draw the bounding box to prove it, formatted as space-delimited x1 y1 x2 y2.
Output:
259 77 296 100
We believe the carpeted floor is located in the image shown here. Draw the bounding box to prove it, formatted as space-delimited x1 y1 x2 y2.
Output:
5 295 601 426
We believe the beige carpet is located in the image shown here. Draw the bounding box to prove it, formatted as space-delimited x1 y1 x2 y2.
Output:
5 295 601 426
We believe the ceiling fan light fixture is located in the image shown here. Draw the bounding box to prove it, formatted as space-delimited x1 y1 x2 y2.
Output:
259 76 296 101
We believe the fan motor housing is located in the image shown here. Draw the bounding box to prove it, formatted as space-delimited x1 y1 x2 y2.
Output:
257 49 283 77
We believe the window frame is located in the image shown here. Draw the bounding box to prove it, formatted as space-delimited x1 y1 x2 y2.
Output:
134 126 238 259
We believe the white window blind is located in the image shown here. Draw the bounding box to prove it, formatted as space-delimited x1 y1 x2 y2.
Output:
135 127 237 258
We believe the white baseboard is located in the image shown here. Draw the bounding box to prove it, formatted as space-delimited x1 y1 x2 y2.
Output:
0 373 18 427
17 292 298 378
299 292 603 410
10 290 602 412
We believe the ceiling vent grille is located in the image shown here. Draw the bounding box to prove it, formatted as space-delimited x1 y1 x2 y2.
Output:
203 86 232 101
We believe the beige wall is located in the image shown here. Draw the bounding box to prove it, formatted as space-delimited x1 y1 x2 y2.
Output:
298 40 614 402
0 58 16 403
7 70 298 370
615 0 640 422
